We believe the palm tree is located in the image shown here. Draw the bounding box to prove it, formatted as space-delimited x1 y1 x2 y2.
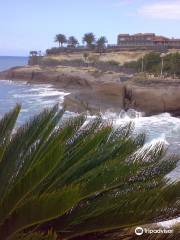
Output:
29 51 38 56
54 34 67 47
0 105 179 240
68 36 79 48
96 36 108 54
82 33 96 49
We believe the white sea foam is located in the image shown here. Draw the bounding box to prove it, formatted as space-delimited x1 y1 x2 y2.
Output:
99 109 180 181
158 217 180 228
0 80 71 125
166 161 180 182
13 90 69 98
101 109 144 122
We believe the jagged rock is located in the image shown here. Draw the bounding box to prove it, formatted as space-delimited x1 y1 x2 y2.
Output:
1 66 180 115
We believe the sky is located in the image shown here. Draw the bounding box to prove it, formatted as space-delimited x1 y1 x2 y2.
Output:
0 0 180 56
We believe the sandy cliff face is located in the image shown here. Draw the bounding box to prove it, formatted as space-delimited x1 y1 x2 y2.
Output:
1 66 180 115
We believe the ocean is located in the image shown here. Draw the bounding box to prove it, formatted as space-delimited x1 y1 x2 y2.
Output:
0 56 28 71
0 56 69 124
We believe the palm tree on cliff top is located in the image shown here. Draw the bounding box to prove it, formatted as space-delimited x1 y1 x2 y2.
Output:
0 105 179 239
68 36 79 47
83 32 96 49
54 34 67 47
96 36 108 54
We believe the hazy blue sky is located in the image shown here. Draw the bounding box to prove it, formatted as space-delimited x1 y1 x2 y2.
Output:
0 0 180 56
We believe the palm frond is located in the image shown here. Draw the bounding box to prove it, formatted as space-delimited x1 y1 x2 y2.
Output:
0 105 179 240
13 230 58 240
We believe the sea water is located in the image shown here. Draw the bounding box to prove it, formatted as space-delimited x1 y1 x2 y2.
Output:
0 56 70 123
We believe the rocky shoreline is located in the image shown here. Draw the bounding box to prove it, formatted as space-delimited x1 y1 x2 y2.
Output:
1 65 180 116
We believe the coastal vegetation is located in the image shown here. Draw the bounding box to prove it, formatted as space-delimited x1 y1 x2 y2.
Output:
124 52 180 77
29 51 38 56
55 34 67 48
96 36 108 54
42 50 147 65
41 50 144 74
68 36 79 48
82 32 96 49
40 56 124 73
0 105 179 239
47 33 108 55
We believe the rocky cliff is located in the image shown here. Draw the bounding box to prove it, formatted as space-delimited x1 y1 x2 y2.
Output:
124 80 180 115
1 66 180 115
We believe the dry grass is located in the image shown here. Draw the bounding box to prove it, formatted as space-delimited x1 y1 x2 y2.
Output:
43 54 83 61
99 51 150 64
54 65 98 73
44 51 151 65
41 49 180 68
168 49 180 54
15 65 42 72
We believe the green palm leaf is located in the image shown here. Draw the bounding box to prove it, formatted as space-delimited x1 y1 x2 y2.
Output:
0 105 179 240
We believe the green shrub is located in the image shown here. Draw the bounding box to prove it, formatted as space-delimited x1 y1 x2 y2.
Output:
124 52 180 76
